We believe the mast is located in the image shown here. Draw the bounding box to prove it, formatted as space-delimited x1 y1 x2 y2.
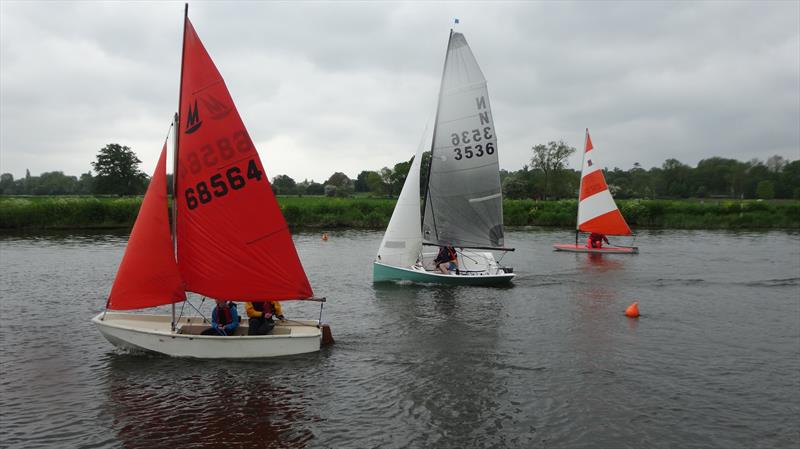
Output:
171 3 189 332
421 28 454 241
576 128 588 245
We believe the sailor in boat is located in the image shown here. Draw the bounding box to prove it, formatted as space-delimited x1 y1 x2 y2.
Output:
433 245 460 274
245 301 285 335
587 232 610 249
201 299 240 336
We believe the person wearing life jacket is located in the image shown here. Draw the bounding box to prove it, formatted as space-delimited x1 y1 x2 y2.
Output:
245 301 285 335
433 245 459 275
201 299 239 336
588 232 609 249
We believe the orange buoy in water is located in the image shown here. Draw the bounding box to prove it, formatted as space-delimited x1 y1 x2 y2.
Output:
322 232 328 241
625 302 640 318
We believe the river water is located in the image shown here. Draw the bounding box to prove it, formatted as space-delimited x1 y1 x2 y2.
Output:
0 229 798 448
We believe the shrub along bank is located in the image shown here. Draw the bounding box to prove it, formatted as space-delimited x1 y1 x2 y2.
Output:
1 196 797 230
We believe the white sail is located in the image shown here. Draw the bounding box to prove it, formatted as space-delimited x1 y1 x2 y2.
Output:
376 137 425 267
422 31 504 248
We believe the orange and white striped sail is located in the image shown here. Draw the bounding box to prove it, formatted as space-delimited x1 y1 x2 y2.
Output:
576 129 632 236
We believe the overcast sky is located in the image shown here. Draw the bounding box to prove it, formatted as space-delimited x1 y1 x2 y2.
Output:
1 1 798 182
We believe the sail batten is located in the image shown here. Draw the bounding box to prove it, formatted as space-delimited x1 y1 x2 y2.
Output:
576 129 632 236
422 31 505 249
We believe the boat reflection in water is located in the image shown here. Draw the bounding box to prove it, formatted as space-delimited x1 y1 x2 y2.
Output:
104 356 317 448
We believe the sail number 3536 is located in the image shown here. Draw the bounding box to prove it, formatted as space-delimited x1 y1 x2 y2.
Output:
451 127 494 161
185 159 263 210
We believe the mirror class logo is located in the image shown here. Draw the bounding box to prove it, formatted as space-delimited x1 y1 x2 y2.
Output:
185 99 202 134
184 95 233 134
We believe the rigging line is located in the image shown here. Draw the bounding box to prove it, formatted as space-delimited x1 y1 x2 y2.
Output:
184 297 210 324
317 303 324 328
162 121 175 144
281 318 319 329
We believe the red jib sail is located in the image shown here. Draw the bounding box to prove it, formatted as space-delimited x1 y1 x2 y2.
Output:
577 129 632 236
107 145 186 310
175 17 313 301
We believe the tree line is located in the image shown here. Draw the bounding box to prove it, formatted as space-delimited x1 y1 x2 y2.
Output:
2 142 798 200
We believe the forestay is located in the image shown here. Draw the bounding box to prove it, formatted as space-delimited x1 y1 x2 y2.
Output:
422 31 504 249
577 129 632 236
175 18 313 301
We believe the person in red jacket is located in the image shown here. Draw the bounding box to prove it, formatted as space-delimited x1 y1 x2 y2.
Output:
588 232 609 249
433 245 459 274
245 301 285 335
201 299 239 336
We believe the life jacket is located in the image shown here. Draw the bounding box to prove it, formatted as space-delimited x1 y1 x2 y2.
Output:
447 247 457 260
217 304 234 326
252 301 274 319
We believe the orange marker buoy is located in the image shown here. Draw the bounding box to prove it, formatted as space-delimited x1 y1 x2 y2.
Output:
322 232 328 241
625 302 640 318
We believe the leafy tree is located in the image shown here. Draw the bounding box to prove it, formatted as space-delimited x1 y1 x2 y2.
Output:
271 174 297 195
0 173 15 194
91 143 147 195
324 172 353 196
756 180 775 199
354 171 372 192
502 173 528 199
365 171 385 195
34 171 77 195
390 160 411 196
305 181 324 195
77 172 94 195
530 140 576 199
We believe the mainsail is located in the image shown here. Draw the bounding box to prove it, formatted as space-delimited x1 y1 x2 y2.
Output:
422 31 504 249
175 17 313 301
107 144 186 310
577 129 632 236
376 138 425 267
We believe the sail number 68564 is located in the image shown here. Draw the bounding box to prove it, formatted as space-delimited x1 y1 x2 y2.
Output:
185 159 263 210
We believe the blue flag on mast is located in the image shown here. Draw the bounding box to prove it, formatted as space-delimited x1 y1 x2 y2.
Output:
454 18 460 24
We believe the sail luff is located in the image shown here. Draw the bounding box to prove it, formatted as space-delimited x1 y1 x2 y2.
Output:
422 29 454 241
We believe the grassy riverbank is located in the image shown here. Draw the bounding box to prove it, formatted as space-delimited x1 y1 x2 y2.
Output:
1 195 798 230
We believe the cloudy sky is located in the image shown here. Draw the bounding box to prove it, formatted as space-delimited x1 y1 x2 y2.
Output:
1 1 798 182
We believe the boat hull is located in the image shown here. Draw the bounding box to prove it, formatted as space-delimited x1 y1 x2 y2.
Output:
552 243 639 254
92 312 322 359
373 262 514 286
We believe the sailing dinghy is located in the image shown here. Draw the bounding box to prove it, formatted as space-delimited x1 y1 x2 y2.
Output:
373 29 514 285
553 129 638 254
92 7 329 358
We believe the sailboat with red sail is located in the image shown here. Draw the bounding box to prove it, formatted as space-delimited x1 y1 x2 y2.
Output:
92 6 330 358
553 129 638 254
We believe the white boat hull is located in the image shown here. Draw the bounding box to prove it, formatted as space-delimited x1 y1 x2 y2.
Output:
92 312 322 359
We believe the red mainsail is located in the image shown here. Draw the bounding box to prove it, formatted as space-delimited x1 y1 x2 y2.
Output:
175 18 313 301
576 129 632 236
107 145 186 310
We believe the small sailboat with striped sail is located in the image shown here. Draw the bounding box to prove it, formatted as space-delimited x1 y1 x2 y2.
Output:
373 28 515 285
553 129 638 254
92 6 331 358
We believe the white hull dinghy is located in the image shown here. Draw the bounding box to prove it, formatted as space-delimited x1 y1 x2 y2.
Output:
93 6 331 359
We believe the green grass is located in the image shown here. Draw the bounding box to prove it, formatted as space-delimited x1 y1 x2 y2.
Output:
1 195 797 230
